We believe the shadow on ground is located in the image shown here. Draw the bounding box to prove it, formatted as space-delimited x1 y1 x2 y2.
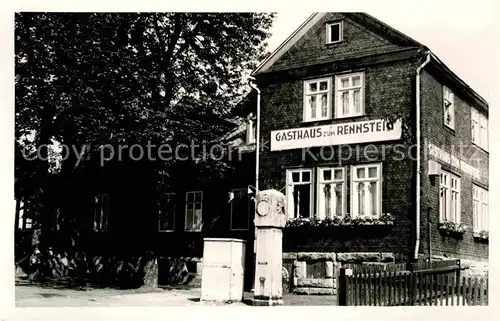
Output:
16 277 95 291
16 276 195 293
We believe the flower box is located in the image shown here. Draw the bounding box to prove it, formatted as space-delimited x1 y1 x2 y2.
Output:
283 214 395 243
473 230 489 243
285 213 395 229
438 221 469 239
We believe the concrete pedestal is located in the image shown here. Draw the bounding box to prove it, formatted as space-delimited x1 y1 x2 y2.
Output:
251 189 286 306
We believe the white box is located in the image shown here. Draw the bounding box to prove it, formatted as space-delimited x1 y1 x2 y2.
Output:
200 238 246 302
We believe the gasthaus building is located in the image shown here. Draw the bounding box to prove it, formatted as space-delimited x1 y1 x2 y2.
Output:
248 12 489 295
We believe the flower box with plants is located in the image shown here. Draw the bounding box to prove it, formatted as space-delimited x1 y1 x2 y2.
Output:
438 221 469 238
285 213 394 228
473 230 489 241
283 213 395 240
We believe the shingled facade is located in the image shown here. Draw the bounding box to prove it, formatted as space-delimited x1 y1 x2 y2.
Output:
251 12 489 294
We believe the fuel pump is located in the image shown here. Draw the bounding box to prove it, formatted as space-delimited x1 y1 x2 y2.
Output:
252 189 286 306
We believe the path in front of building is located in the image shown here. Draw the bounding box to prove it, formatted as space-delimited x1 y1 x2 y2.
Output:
16 284 337 307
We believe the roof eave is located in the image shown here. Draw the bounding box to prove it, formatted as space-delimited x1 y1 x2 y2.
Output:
428 52 489 111
251 12 325 76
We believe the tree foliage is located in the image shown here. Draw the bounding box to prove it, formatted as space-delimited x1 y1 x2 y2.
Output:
16 12 274 145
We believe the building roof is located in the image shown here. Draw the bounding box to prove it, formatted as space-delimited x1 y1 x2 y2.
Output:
252 12 488 110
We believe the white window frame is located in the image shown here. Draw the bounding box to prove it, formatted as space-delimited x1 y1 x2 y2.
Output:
335 72 365 118
473 185 488 232
439 170 461 223
471 108 479 145
285 168 314 220
316 167 346 219
303 78 332 122
443 86 455 130
158 193 176 232
350 163 382 218
245 115 256 144
326 21 343 44
185 191 203 232
479 113 488 151
230 188 250 231
471 107 488 151
17 199 33 230
94 194 109 232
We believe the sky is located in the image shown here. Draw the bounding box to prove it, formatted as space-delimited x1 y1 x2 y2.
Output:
266 8 498 108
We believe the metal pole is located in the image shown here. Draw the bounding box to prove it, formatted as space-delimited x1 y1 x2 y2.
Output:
248 77 261 293
248 77 260 193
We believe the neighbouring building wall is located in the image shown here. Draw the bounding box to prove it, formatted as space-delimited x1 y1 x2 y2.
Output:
419 69 489 264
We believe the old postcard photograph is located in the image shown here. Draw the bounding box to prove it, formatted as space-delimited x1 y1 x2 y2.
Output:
1 1 498 320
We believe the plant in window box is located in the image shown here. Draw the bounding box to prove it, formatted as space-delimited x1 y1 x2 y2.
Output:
320 216 342 227
285 217 309 228
438 221 469 237
379 213 395 225
347 213 394 226
473 229 489 241
285 214 395 229
351 216 374 226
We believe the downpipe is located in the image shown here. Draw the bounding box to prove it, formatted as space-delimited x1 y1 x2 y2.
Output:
414 51 431 260
247 76 261 292
248 76 260 193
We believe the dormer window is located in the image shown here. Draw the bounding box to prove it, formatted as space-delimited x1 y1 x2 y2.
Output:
326 21 343 44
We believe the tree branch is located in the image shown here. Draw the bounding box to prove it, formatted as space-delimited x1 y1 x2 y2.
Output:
152 15 167 54
164 14 183 66
173 18 203 60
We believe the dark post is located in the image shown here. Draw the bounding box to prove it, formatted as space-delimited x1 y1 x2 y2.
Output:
338 268 348 306
455 259 461 285
427 207 432 260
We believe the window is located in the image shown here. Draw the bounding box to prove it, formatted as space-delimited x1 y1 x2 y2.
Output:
245 115 255 144
17 199 32 230
439 171 461 223
158 193 176 232
335 72 364 118
303 78 331 122
480 114 488 150
230 188 251 230
473 185 488 232
443 86 455 129
94 194 109 232
185 191 203 231
351 164 382 218
286 169 313 219
471 108 479 143
471 107 488 151
317 167 346 219
326 21 343 44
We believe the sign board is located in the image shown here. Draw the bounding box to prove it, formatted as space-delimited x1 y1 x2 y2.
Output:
270 119 402 151
428 143 481 180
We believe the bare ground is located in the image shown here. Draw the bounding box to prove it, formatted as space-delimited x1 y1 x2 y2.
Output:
16 280 337 307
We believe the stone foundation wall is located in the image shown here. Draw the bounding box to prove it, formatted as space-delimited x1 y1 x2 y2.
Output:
431 255 488 278
461 259 488 278
283 251 396 295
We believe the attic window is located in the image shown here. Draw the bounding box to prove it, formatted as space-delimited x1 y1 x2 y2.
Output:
326 21 343 44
